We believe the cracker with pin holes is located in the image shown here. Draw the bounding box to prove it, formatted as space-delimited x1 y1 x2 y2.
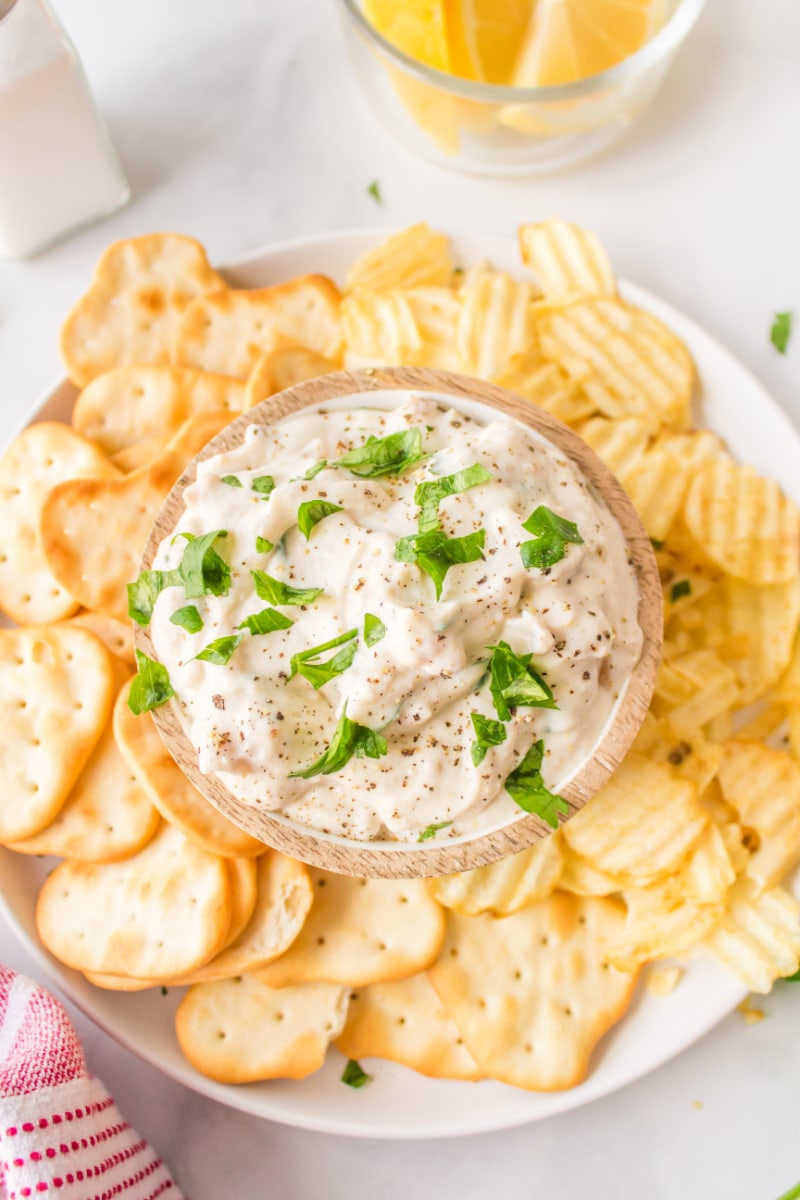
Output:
39 409 234 621
72 364 245 455
427 892 639 1092
64 611 135 666
0 422 120 624
256 868 445 989
176 975 349 1084
336 972 483 1081
244 345 337 410
59 233 226 387
113 680 264 859
36 823 233 979
0 625 114 843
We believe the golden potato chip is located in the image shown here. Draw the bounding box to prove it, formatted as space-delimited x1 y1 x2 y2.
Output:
700 878 800 993
175 275 342 379
557 844 621 896
789 708 800 762
257 868 445 989
623 443 696 542
717 741 800 894
36 823 233 978
176 975 349 1083
684 456 800 584
341 290 421 368
337 973 482 1081
244 345 337 410
575 415 650 484
713 577 798 705
775 632 800 705
402 287 463 371
72 364 244 455
562 757 708 887
635 720 724 796
0 625 114 843
345 223 452 292
654 648 741 732
537 297 694 430
60 233 225 387
428 893 639 1091
607 888 723 973
0 423 120 624
494 351 594 427
457 270 535 379
428 834 562 916
519 218 616 300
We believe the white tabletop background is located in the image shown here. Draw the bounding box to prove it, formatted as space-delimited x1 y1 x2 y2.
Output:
1 1 799 1196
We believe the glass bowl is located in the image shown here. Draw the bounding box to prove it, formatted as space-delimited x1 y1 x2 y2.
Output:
336 0 706 176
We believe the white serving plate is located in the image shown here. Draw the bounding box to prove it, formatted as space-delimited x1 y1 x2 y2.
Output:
1 228 799 1140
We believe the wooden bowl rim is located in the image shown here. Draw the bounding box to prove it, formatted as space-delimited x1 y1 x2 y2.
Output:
134 366 663 878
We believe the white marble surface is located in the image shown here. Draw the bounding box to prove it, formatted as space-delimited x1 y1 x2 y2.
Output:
1 0 800 1196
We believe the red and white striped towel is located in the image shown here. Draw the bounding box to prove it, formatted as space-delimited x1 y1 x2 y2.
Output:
0 966 183 1200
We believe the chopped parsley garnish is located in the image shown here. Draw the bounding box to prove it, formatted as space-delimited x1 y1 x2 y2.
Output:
128 651 174 715
650 537 665 551
670 579 692 602
470 712 507 766
418 820 452 842
290 706 387 778
366 180 382 205
341 1058 372 1088
289 629 358 689
783 968 800 982
295 460 328 481
486 641 556 721
169 604 203 633
504 739 568 829
251 570 323 607
414 463 492 533
363 613 386 646
127 569 179 626
297 499 343 540
220 474 242 488
238 607 294 635
127 530 231 626
255 536 274 554
519 505 583 570
252 475 276 496
336 428 427 478
771 311 793 355
194 633 242 665
395 528 485 600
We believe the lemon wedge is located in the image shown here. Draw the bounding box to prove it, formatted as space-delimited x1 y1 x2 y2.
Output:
364 0 452 71
444 0 538 83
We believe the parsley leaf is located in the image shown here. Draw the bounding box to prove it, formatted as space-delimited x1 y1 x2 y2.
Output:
418 820 452 842
783 968 800 982
771 311 793 355
238 607 294 635
128 651 174 715
520 505 584 570
220 474 242 488
650 537 665 551
170 604 203 633
252 475 276 496
395 528 485 600
178 530 232 599
297 499 343 540
289 706 387 778
670 579 692 602
294 460 328 481
251 570 323 607
289 629 358 689
486 641 556 721
341 1058 372 1088
504 740 568 829
127 568 181 626
255 536 274 554
336 428 427 478
366 180 382 205
414 463 492 533
470 712 507 766
194 634 242 665
364 613 386 646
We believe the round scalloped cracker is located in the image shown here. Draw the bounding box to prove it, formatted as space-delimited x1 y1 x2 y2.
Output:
36 822 233 979
0 423 120 624
0 625 114 843
59 233 226 387
244 345 337 410
336 972 483 1081
718 741 800 895
174 275 342 380
64 611 135 666
72 364 245 455
684 456 800 584
256 868 445 989
427 892 639 1092
113 681 264 859
176 975 349 1084
40 409 234 621
518 218 616 301
537 297 694 431
429 834 562 917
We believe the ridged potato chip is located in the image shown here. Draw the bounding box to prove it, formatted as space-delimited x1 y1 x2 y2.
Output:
575 415 650 484
402 287 463 371
341 290 421 367
244 345 337 410
494 351 594 427
654 648 741 731
345 223 452 292
457 270 535 379
717 742 800 894
519 218 616 300
429 834 562 916
607 889 724 973
700 878 800 993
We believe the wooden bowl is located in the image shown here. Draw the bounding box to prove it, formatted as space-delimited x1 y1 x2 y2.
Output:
135 366 662 878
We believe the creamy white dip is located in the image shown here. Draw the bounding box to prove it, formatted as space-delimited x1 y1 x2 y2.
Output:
148 391 642 843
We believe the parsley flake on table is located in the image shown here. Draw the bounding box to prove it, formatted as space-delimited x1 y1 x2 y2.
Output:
504 739 568 829
486 641 556 721
418 820 453 842
341 1058 372 1088
252 474 276 496
363 613 386 646
289 629 358 689
297 498 343 540
771 311 793 355
336 428 428 478
127 651 175 715
238 607 294 635
251 570 323 607
519 505 584 570
220 474 242 488
470 712 507 766
290 706 387 778
395 528 485 600
366 180 382 205
414 463 492 533
193 633 242 666
169 604 203 633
